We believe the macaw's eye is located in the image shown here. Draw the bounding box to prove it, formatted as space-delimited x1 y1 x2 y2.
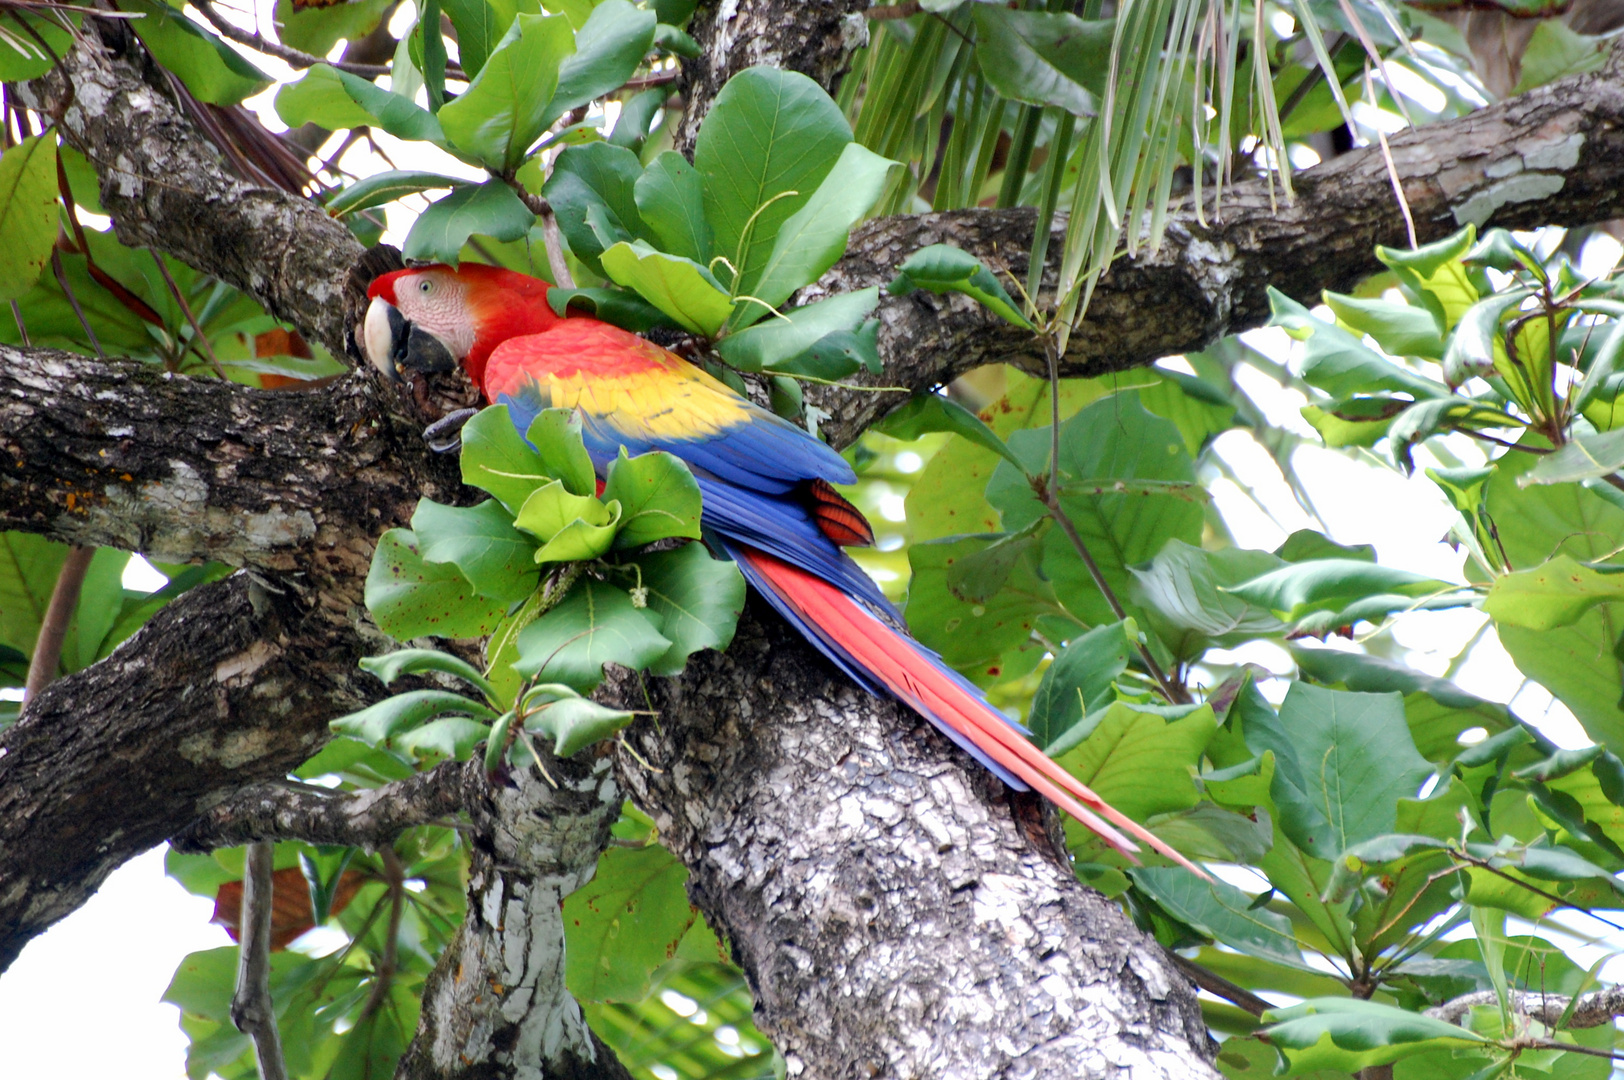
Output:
418 279 434 294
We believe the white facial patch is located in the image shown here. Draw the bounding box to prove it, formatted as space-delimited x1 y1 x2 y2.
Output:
393 271 478 361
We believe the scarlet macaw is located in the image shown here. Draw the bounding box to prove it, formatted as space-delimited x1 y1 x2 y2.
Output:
362 262 1192 869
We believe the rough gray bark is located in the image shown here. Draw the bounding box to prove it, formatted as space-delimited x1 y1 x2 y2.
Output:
397 755 631 1080
604 600 1218 1080
673 0 871 155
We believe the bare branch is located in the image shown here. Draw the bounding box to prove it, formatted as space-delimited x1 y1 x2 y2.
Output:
171 763 474 852
1427 985 1624 1029
231 841 290 1080
21 545 92 700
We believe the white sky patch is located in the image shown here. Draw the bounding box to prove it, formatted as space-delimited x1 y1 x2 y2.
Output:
123 554 169 593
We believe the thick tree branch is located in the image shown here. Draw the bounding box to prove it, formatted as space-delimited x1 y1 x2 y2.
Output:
804 48 1624 447
16 29 364 357
0 346 458 569
0 573 375 973
603 599 1220 1078
1427 985 1624 1029
172 763 472 852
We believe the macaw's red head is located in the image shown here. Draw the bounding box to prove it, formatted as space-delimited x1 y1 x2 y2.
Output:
361 263 560 391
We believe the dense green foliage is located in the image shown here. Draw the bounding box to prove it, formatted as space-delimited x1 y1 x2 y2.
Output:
5 0 1624 1076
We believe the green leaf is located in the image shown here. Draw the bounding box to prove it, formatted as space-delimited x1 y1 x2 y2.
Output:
360 647 498 699
1027 621 1129 751
637 542 746 676
1052 703 1216 827
0 17 66 82
526 408 598 496
987 396 1205 628
514 481 620 563
906 533 1075 670
1250 683 1434 859
1376 225 1479 329
886 243 1032 329
970 7 1110 117
1131 866 1313 971
439 13 575 170
276 0 394 59
331 688 498 747
403 182 536 264
601 449 703 548
1513 19 1609 93
1224 560 1453 621
441 0 538 77
336 63 449 143
513 579 670 690
599 240 735 336
1520 427 1624 486
527 696 635 756
547 0 657 125
713 288 880 373
735 142 898 326
1484 554 1624 630
326 170 463 216
1268 289 1448 400
546 286 675 332
610 86 667 152
1128 541 1288 662
543 142 648 277
412 498 540 604
365 528 507 639
275 64 375 130
693 66 852 299
1321 290 1446 359
1262 998 1489 1074
392 715 491 763
634 151 711 263
872 391 1024 468
564 844 696 1002
123 0 271 106
1442 288 1532 388
460 404 553 514
0 136 58 303
1388 397 1523 473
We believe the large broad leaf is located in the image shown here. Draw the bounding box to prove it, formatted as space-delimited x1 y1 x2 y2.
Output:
0 136 58 302
513 481 621 563
277 0 395 58
1262 998 1489 1074
325 170 463 217
403 182 536 264
638 542 746 676
1486 436 1624 749
1129 541 1288 661
364 528 506 640
734 142 898 327
692 67 852 300
1246 683 1433 860
1321 290 1447 360
601 449 703 549
872 390 1023 468
1484 554 1624 630
459 404 553 514
512 578 670 690
1027 621 1129 751
906 533 1075 669
440 0 538 76
634 151 712 263
546 0 657 125
1131 867 1314 972
361 647 497 699
713 288 879 373
527 696 636 757
1269 289 1448 400
331 688 497 748
526 408 599 497
1521 427 1624 486
124 0 271 106
1052 703 1216 827
439 13 575 171
1224 560 1454 621
970 7 1111 117
275 64 374 130
564 844 696 1002
543 142 649 277
599 241 734 336
987 395 1204 628
411 499 540 605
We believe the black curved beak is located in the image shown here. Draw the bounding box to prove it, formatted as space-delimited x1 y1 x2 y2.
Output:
362 297 458 382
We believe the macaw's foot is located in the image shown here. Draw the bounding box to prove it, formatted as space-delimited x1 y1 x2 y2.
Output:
423 408 479 453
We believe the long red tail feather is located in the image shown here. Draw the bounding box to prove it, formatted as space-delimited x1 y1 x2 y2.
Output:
742 550 1207 878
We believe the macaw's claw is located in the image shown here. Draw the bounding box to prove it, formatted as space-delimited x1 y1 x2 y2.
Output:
423 408 479 453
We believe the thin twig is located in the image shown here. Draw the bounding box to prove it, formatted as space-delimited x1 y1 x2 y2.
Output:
10 300 29 345
1428 985 1624 1029
231 841 289 1080
150 250 226 378
50 247 103 358
357 846 404 1023
191 0 462 80
503 177 576 289
1165 950 1272 1018
22 545 93 702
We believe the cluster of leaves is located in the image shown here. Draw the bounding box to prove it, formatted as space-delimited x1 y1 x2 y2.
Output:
872 237 1624 1077
334 402 743 770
